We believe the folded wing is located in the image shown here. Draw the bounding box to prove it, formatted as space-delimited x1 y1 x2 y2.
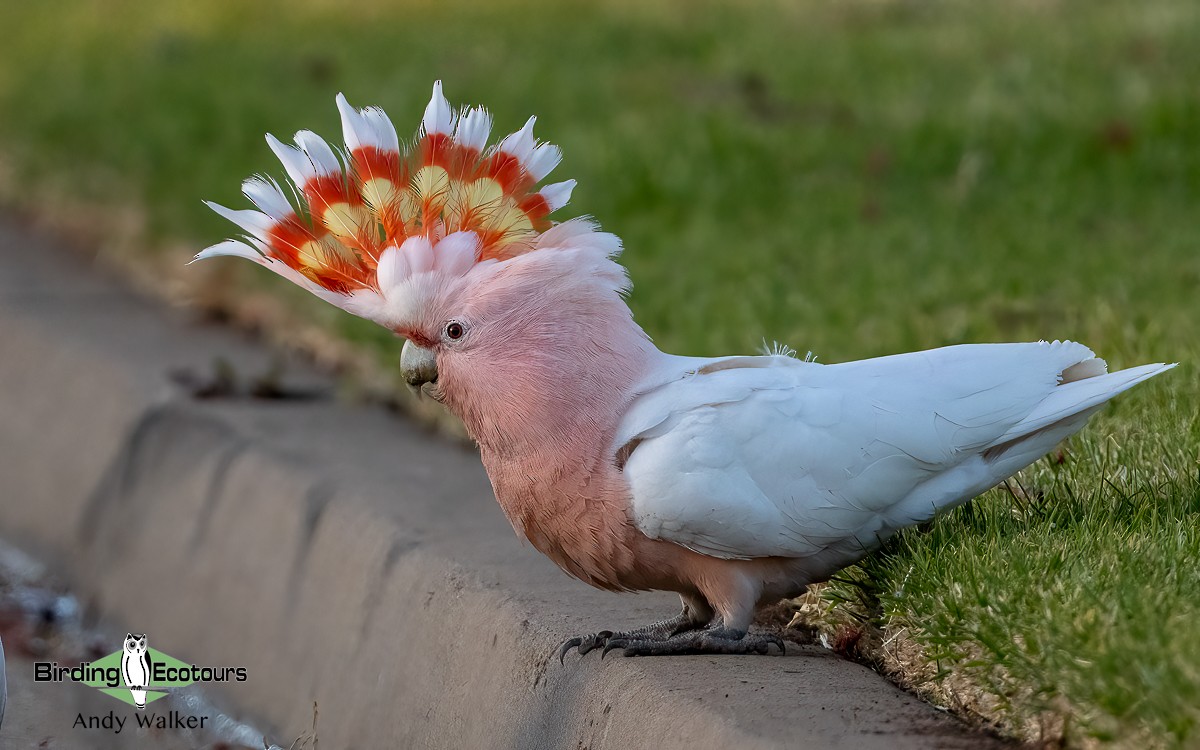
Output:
617 342 1173 561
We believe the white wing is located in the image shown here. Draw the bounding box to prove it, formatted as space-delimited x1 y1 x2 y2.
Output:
617 342 1172 561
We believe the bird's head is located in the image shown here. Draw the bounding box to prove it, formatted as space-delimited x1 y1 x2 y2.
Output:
388 230 646 433
198 82 652 449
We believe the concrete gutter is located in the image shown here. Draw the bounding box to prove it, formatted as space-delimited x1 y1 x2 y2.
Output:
1 634 6 731
0 219 1007 748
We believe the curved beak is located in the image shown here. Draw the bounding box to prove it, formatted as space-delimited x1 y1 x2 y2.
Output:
400 340 438 388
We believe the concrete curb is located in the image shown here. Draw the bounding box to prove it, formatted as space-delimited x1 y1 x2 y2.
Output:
0 220 1007 748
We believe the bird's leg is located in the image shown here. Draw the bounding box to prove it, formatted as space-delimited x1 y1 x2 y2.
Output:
601 624 785 657
602 586 785 657
558 595 713 662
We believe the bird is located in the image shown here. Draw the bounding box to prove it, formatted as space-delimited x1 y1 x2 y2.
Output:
197 82 1174 657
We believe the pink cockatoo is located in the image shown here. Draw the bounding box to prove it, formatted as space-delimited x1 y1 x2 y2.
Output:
199 82 1174 657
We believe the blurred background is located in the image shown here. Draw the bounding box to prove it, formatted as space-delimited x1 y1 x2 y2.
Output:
1 0 1197 745
3 0 1196 365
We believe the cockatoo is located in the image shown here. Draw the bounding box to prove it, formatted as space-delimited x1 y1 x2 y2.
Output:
198 82 1174 657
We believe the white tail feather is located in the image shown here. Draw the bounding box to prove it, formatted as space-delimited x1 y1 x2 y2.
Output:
991 362 1176 448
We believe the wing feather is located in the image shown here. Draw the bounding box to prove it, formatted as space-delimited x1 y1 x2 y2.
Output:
618 342 1146 561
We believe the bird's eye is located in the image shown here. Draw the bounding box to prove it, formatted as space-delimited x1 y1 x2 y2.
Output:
445 321 465 340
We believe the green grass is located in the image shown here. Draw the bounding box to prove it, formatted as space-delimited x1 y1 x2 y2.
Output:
1 0 1197 744
827 425 1200 744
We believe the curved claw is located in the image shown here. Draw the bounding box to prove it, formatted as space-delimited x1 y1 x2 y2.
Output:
576 630 613 656
600 639 628 659
557 637 583 664
558 630 615 663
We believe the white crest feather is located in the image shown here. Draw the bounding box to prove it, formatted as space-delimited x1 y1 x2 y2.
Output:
498 116 537 164
293 130 342 177
401 235 435 274
203 201 273 241
376 245 410 294
336 92 399 153
422 80 455 136
241 177 294 221
524 143 562 182
540 180 576 212
454 107 492 152
265 133 316 187
434 231 481 276
191 239 263 264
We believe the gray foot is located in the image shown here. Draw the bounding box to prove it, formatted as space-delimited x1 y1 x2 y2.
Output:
558 611 703 663
603 627 785 657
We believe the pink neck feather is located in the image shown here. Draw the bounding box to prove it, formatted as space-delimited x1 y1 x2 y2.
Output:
441 247 658 459
434 248 665 585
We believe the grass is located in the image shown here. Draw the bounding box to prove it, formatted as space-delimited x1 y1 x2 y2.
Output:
822 430 1200 745
1 0 1197 744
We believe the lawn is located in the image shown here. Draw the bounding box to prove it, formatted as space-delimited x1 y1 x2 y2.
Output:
2 0 1197 745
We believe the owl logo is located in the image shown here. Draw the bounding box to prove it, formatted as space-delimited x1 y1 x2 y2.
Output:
120 633 150 710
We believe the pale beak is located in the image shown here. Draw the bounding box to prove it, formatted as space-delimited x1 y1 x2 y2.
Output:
400 340 438 388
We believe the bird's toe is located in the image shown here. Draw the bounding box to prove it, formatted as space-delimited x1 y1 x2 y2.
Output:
603 628 786 657
558 630 615 662
575 630 613 656
557 637 583 664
